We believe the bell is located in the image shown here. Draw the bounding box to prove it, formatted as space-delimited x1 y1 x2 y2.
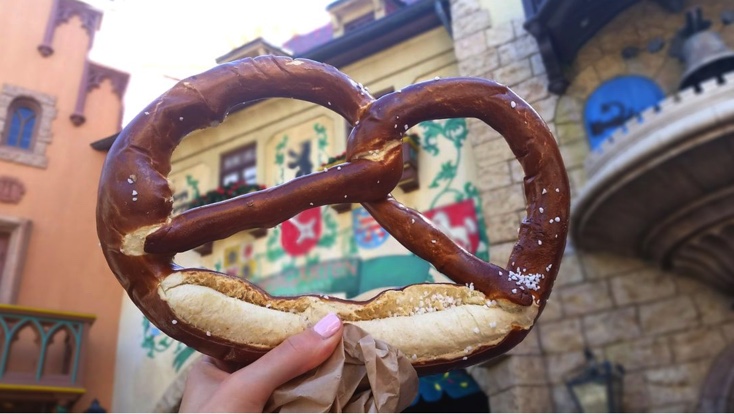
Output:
679 11 734 90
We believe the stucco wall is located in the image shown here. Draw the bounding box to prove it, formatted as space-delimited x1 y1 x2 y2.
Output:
451 0 734 411
0 0 125 410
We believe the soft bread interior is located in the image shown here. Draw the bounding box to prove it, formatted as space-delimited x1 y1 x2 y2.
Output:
159 270 539 362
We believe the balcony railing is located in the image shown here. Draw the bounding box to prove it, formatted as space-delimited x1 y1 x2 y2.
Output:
572 74 734 294
0 304 95 399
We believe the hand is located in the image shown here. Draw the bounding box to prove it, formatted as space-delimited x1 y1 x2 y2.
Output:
179 313 343 413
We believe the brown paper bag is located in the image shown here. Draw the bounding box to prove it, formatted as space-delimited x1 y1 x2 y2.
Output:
264 324 418 413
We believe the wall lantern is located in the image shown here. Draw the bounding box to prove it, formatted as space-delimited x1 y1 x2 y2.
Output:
566 349 625 413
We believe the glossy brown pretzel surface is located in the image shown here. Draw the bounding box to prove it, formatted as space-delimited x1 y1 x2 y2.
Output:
96 56 569 374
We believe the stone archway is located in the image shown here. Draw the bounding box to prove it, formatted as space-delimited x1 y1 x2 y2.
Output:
699 343 734 412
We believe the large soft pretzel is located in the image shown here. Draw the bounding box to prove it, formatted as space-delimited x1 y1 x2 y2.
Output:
97 56 569 374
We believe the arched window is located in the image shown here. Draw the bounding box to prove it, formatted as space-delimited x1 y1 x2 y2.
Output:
584 76 664 150
3 98 40 150
0 85 56 169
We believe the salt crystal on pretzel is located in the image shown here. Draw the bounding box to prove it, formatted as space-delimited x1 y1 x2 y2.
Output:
96 56 569 374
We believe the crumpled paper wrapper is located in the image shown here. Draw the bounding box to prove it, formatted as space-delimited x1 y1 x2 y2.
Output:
264 324 419 413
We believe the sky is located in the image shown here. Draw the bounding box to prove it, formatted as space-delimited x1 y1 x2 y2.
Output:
87 0 334 125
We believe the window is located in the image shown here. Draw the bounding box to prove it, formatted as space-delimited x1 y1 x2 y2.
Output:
220 143 257 186
0 84 57 169
3 99 39 150
584 76 664 150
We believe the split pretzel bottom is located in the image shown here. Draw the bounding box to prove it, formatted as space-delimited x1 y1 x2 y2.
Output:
159 271 538 367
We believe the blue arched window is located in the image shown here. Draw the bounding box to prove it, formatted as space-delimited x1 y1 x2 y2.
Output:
3 99 39 150
584 76 664 150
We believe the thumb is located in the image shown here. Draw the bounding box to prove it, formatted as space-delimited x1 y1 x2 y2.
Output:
218 313 343 408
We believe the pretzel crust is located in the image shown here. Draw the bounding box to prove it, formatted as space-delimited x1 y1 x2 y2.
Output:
96 56 569 374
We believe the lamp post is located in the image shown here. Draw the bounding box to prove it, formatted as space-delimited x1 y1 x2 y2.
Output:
566 349 625 413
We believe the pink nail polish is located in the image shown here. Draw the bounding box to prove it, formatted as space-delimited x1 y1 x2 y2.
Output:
313 313 341 338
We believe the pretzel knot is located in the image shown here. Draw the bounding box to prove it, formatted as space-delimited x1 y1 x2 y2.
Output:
97 56 569 373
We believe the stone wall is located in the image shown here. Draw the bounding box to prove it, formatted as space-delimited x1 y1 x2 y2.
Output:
451 0 734 411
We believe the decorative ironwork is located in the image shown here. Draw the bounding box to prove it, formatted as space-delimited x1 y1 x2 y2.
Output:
589 102 637 137
583 75 664 150
0 304 95 389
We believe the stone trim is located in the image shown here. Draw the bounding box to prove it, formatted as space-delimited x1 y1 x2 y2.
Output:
37 0 102 57
0 84 57 169
0 85 57 168
71 61 129 127
0 215 32 304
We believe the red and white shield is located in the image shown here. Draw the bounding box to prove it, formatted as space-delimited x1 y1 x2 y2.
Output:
424 199 480 253
281 207 322 256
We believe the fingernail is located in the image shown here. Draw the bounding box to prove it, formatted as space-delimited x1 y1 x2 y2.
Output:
313 313 341 339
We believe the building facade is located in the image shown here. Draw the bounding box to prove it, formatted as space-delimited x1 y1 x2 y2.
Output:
107 0 734 412
452 0 734 411
0 0 127 411
110 0 494 411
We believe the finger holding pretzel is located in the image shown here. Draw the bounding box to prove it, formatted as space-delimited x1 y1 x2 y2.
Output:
96 55 569 374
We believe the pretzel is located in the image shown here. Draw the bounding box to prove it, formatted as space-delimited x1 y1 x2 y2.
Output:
96 56 569 374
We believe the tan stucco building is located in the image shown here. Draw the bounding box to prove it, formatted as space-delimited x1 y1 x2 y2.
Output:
0 0 127 411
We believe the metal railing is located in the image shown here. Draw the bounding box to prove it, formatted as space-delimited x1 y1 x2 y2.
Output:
0 304 95 391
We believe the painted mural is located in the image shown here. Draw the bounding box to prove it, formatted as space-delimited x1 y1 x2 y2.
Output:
168 163 210 215
112 295 199 412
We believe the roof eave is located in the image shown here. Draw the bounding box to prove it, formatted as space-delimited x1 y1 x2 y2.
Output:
298 0 450 68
